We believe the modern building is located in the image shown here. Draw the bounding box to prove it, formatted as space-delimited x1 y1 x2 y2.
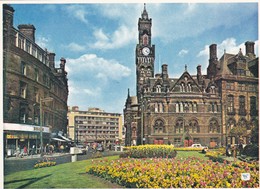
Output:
124 4 258 147
3 4 69 155
67 106 123 145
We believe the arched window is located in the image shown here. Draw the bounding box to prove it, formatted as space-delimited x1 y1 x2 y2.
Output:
143 34 148 46
156 85 161 93
176 102 179 113
154 119 165 133
175 119 184 133
209 118 220 133
189 119 200 133
193 102 198 113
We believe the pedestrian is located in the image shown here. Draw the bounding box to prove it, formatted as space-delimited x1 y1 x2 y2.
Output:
31 144 35 157
23 146 27 155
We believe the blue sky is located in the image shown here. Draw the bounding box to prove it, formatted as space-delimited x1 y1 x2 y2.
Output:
8 2 258 114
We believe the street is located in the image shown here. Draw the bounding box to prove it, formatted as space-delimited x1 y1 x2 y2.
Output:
4 151 122 175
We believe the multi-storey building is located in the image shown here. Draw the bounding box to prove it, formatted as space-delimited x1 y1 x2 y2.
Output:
67 106 123 145
3 4 69 154
124 5 258 147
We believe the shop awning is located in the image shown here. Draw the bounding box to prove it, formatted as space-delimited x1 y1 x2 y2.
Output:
59 135 72 142
51 138 66 142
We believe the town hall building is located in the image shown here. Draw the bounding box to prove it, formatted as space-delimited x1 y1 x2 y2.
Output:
124 4 258 147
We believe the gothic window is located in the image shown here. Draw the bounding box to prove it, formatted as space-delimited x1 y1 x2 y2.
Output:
143 34 148 46
176 102 179 113
210 85 216 93
140 67 145 77
132 127 137 137
147 67 151 76
180 83 185 92
187 83 192 92
154 119 165 133
227 95 235 114
156 85 161 93
184 102 189 112
239 96 246 115
211 102 218 112
250 96 257 116
175 119 184 133
188 120 200 133
209 118 220 133
180 102 183 112
193 102 198 113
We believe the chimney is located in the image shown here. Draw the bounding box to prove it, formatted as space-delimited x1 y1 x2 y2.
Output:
162 64 168 80
48 52 56 68
245 41 255 58
197 65 202 84
209 44 217 61
60 57 66 70
18 24 36 42
3 4 15 28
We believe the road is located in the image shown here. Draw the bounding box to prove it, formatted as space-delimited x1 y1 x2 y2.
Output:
4 151 122 175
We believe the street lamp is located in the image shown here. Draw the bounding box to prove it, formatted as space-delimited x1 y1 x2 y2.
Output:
40 97 53 157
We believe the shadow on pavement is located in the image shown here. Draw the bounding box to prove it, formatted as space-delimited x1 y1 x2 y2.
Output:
4 174 52 188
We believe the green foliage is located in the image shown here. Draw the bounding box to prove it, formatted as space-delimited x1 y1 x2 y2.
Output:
120 145 177 158
242 144 259 157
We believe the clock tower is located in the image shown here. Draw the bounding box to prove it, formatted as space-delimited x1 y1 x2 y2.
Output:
136 4 155 99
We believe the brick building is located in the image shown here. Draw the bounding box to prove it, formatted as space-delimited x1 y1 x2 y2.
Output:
124 5 258 147
3 4 69 154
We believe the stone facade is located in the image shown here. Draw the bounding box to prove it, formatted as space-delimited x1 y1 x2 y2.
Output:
124 5 258 147
3 4 68 152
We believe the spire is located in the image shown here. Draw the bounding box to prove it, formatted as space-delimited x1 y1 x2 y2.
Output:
142 3 148 19
127 88 130 98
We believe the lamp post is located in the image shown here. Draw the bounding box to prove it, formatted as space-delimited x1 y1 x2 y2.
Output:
40 97 53 157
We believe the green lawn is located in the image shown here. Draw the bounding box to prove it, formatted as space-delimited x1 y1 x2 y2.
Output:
4 151 208 188
4 156 121 188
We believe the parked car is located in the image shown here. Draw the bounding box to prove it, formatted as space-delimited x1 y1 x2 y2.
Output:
76 144 87 155
189 143 208 152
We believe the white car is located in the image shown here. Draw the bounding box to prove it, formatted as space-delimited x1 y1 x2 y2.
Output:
190 144 208 151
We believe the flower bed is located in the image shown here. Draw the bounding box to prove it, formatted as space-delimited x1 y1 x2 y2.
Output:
34 157 56 169
86 157 259 188
205 148 226 162
121 145 203 158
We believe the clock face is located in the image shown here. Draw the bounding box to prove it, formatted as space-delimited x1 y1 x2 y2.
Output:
142 47 150 56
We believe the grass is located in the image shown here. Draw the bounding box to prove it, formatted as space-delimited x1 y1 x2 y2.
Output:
4 156 121 188
4 151 208 188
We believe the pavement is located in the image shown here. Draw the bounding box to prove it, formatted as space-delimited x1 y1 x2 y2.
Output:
5 152 70 161
4 150 123 175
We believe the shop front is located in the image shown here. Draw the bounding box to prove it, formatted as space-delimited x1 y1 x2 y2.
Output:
3 123 50 157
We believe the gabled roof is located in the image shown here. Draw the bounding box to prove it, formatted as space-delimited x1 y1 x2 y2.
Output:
170 71 202 92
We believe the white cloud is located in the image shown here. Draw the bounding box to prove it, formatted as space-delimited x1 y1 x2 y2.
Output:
178 49 189 57
152 3 257 43
197 38 259 59
36 36 52 51
91 25 136 50
83 87 101 96
67 54 131 81
64 5 88 24
64 42 86 52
